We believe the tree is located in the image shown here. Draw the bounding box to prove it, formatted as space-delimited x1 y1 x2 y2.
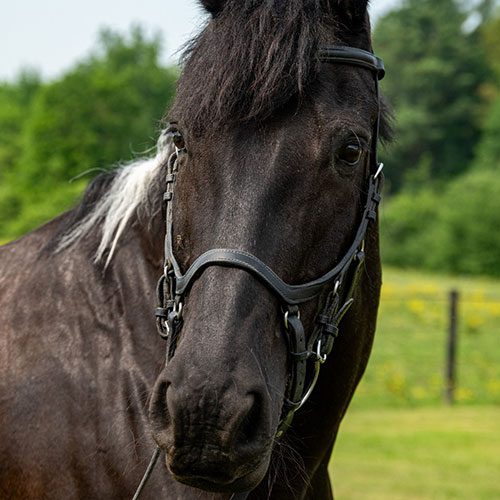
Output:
473 12 500 171
0 26 178 241
381 169 500 276
374 0 488 190
436 170 500 275
0 69 41 179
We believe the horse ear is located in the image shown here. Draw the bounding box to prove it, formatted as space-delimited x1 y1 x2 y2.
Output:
199 0 228 15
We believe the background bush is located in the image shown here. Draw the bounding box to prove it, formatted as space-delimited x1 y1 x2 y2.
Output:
1 1 500 278
0 26 177 241
381 170 500 276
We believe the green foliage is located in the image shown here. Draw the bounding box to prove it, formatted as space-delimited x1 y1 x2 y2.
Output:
481 14 500 79
0 69 41 179
437 170 500 274
473 15 500 171
0 26 178 241
375 0 488 190
380 187 440 268
381 169 500 276
474 95 500 170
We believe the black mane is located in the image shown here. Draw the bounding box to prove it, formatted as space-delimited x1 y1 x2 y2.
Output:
170 0 337 134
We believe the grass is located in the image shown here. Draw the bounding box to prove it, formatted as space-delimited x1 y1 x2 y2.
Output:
330 406 500 500
327 269 500 499
353 267 500 408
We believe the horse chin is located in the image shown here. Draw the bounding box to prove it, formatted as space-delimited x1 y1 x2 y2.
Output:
166 453 271 493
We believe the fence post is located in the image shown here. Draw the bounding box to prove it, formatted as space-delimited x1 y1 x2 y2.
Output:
444 289 459 405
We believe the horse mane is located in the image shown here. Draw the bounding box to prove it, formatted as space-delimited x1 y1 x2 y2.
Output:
55 132 172 267
170 0 337 134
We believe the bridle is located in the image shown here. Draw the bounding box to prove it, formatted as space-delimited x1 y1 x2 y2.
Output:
133 45 385 500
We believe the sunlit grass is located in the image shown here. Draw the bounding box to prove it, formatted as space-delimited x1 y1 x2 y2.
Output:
330 406 500 500
353 268 500 408
330 269 500 499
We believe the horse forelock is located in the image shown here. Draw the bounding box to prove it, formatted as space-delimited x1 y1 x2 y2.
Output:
56 131 172 266
171 0 338 134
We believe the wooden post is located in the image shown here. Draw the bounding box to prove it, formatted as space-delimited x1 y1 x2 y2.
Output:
444 289 459 405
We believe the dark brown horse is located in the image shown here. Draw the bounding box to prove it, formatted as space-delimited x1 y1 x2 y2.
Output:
0 1 390 498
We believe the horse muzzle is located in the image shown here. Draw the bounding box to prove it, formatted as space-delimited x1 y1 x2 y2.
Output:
148 362 275 493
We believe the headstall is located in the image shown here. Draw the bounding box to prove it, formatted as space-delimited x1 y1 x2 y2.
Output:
134 45 385 500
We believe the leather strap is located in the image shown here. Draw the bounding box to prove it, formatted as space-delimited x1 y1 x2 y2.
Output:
318 46 385 80
171 175 381 305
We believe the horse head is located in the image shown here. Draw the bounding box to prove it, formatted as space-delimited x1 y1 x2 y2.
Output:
149 0 388 494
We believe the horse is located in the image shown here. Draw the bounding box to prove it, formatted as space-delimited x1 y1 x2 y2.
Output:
0 1 391 498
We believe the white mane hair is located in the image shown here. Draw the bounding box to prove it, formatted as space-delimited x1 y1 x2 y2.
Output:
58 131 173 267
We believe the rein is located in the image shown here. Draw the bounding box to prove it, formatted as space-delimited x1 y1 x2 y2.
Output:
133 45 385 499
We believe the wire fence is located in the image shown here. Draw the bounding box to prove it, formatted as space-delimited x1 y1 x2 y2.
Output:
354 284 500 408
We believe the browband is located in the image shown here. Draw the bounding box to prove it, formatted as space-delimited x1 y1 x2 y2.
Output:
318 46 385 80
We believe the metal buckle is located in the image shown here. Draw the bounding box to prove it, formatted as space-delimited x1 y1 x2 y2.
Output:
164 301 183 336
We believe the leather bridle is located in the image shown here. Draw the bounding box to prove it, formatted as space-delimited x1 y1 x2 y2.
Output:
133 45 385 499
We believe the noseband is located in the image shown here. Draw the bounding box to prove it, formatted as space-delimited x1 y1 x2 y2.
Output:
134 46 385 499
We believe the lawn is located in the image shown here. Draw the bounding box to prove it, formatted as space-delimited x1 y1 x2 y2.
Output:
330 406 500 500
353 268 500 408
328 269 500 499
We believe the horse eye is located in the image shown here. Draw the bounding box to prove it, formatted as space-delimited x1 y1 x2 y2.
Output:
338 143 362 165
172 131 185 150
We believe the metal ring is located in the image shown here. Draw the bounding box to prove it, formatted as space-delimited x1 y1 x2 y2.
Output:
284 309 300 330
174 301 183 320
164 260 173 276
296 360 321 410
316 339 327 364
374 162 384 179
168 151 177 170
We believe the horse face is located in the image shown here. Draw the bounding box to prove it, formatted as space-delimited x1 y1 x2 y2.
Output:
149 1 380 493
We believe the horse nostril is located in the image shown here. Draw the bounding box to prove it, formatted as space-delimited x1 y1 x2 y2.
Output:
235 392 266 452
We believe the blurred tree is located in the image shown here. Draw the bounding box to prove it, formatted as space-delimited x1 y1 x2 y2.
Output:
0 26 178 240
0 69 41 178
375 0 489 190
473 12 500 170
381 169 500 276
435 169 500 275
474 96 500 170
0 70 41 240
380 187 440 268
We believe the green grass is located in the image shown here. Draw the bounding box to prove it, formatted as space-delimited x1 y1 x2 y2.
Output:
353 268 500 408
330 406 500 500
329 270 500 499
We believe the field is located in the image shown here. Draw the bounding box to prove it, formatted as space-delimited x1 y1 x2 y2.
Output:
354 268 500 408
329 268 500 499
330 406 500 499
